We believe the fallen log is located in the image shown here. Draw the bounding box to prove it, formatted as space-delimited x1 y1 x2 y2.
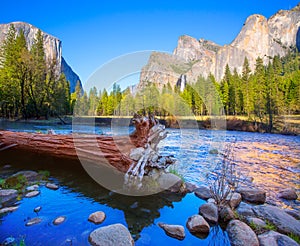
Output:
0 115 174 176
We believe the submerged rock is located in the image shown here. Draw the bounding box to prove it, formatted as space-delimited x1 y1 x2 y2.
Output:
46 183 59 190
89 223 134 246
53 216 66 225
194 186 212 200
158 222 185 240
0 189 18 205
186 215 210 235
277 188 298 200
25 190 40 198
253 205 300 236
237 187 266 204
0 206 19 214
199 203 218 224
26 217 42 226
2 236 15 246
226 219 259 246
258 230 299 246
88 211 106 224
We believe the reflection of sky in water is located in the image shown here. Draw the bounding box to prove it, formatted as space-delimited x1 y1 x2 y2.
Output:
1 121 299 211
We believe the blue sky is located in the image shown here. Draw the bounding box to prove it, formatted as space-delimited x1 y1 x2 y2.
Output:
1 0 299 87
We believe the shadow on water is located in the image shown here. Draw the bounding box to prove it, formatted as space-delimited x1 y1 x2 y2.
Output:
0 150 183 237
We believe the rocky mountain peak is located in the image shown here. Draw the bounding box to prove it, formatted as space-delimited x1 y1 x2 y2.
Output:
139 4 300 86
0 22 81 92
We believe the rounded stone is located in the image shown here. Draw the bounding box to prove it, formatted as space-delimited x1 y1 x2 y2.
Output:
158 222 185 240
226 219 259 246
89 223 134 246
25 190 40 198
88 211 106 224
26 217 42 226
46 183 59 190
199 203 218 224
34 206 42 213
53 216 66 225
186 214 210 235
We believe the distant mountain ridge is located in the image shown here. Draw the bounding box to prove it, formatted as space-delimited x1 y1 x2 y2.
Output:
0 21 81 92
139 4 300 88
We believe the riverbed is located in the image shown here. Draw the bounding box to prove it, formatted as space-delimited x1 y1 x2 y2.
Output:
0 122 299 245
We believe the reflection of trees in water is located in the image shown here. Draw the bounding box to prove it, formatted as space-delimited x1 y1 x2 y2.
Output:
1 150 184 239
207 226 230 246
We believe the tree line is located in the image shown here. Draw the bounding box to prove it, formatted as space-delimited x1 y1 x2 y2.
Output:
1 23 299 132
0 25 71 119
74 50 299 131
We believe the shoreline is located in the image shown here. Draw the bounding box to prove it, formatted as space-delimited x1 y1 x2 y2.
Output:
1 115 299 136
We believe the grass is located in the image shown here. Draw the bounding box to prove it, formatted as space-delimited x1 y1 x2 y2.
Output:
168 168 185 182
263 220 276 231
0 174 28 192
288 233 300 244
38 170 50 179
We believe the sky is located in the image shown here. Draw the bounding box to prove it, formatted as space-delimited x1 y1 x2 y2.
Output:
1 0 299 88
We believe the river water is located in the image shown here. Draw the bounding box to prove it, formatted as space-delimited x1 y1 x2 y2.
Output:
0 122 299 245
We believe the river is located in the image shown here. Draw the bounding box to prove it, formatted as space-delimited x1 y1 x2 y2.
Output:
0 122 299 245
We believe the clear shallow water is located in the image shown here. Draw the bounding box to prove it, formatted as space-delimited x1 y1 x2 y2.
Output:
0 122 299 245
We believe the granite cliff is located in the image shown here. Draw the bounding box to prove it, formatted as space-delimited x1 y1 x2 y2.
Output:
139 4 300 88
0 21 81 92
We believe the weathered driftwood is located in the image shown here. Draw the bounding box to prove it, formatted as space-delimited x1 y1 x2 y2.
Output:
0 115 174 177
125 115 174 185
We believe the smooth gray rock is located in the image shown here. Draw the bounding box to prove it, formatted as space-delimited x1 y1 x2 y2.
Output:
219 206 235 222
185 182 198 193
25 190 40 198
284 209 300 220
226 219 259 246
88 211 106 224
157 173 184 193
246 217 266 228
53 216 66 225
258 230 299 246
186 215 210 235
89 223 134 246
0 206 19 214
199 203 218 224
254 205 300 236
46 183 59 190
0 189 18 204
26 217 42 226
236 202 255 217
194 186 212 200
158 222 185 240
228 192 242 209
26 184 39 191
237 187 266 204
277 188 298 200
